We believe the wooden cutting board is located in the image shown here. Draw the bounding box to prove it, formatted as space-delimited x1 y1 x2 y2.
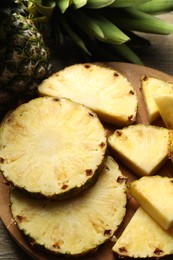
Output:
1 62 173 260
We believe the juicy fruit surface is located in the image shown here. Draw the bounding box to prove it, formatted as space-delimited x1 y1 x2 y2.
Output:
154 94 173 129
108 124 169 177
1 60 173 260
0 13 51 115
10 156 127 256
38 63 138 126
141 76 173 123
128 175 173 230
112 207 173 258
0 97 107 198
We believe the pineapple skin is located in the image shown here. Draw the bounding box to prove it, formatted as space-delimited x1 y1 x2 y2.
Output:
0 13 52 117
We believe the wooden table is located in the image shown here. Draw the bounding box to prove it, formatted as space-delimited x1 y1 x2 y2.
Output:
1 13 173 260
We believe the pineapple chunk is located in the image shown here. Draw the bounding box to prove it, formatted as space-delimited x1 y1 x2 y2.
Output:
128 175 173 230
10 156 127 256
141 76 173 123
112 207 173 258
0 97 107 199
38 63 138 126
154 94 173 129
108 124 169 177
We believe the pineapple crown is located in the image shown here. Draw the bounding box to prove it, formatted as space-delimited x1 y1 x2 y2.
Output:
1 0 173 64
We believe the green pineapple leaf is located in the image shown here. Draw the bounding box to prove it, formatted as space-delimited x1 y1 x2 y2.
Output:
89 13 130 44
110 0 151 8
137 0 173 14
72 0 87 9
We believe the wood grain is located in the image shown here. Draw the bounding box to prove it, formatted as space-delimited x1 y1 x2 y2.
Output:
1 13 173 260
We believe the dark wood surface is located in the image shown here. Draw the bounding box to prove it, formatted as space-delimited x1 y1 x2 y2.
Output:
1 13 173 260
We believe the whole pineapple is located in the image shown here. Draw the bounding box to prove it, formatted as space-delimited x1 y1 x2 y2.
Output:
0 0 52 117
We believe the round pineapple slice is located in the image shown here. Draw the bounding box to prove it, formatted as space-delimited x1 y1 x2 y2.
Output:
0 97 107 199
10 156 127 256
38 63 138 126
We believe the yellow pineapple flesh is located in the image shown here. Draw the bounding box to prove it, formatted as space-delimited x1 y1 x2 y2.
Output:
141 76 173 123
10 156 127 256
128 175 173 230
38 63 138 126
108 124 169 177
0 97 107 199
154 94 173 129
112 207 173 258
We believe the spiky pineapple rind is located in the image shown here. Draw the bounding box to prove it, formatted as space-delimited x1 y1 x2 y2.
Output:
0 11 52 116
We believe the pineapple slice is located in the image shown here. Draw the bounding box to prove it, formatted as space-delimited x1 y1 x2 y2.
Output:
112 207 173 258
128 175 173 230
10 156 127 256
0 97 107 199
108 124 169 177
154 94 173 129
38 63 138 126
141 76 173 123
168 130 173 162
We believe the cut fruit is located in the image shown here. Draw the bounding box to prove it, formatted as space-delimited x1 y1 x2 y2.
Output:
108 124 169 177
10 156 127 256
168 130 173 162
38 63 138 126
0 97 107 199
141 76 173 123
128 175 173 230
112 207 173 258
154 94 173 129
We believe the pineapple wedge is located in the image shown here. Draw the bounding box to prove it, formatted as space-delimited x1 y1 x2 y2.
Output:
154 94 173 129
128 175 173 230
141 76 173 123
112 207 173 258
10 156 127 256
0 97 107 199
108 124 169 177
38 63 138 126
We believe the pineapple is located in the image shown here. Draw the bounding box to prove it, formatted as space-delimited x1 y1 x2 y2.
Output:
154 94 173 129
108 124 169 177
1 0 173 117
112 207 173 258
0 0 52 117
10 156 127 256
0 97 107 199
38 63 138 126
168 130 173 162
128 175 173 230
141 76 173 123
19 0 173 65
